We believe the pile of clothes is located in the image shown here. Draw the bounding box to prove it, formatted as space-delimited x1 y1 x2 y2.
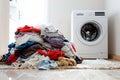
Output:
0 25 83 70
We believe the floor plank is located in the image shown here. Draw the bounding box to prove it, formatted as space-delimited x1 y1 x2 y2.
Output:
0 69 120 80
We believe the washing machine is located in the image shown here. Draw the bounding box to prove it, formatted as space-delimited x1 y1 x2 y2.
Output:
71 10 108 58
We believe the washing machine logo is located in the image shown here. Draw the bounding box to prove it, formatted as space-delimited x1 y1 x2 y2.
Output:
77 21 104 45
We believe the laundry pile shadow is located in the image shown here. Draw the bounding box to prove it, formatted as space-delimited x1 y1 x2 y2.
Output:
0 25 83 70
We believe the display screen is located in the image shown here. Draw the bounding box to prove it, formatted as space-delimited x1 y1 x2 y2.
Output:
95 12 105 16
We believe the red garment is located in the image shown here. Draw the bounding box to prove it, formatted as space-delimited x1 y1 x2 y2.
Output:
17 25 41 34
38 49 64 60
71 43 76 53
6 54 18 64
37 49 48 57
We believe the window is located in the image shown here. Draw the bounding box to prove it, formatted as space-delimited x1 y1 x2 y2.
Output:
9 0 48 43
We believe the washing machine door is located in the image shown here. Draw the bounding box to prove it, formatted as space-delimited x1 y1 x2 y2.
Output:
77 20 104 45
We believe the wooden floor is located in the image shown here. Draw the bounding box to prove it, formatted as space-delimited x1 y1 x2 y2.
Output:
0 59 120 80
0 69 120 80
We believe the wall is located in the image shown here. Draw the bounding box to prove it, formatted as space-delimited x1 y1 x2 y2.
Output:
0 0 9 54
105 0 120 55
47 0 105 40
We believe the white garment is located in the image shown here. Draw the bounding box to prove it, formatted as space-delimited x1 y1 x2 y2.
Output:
16 32 44 47
61 42 76 58
36 24 63 37
12 52 46 69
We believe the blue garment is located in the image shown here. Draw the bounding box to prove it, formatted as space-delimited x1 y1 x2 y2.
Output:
4 42 16 61
38 58 57 70
8 42 16 48
16 41 38 49
16 56 26 62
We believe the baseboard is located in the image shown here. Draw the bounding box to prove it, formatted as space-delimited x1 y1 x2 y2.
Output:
109 54 120 61
79 54 120 60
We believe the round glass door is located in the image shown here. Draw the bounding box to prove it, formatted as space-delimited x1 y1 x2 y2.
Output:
80 22 101 42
